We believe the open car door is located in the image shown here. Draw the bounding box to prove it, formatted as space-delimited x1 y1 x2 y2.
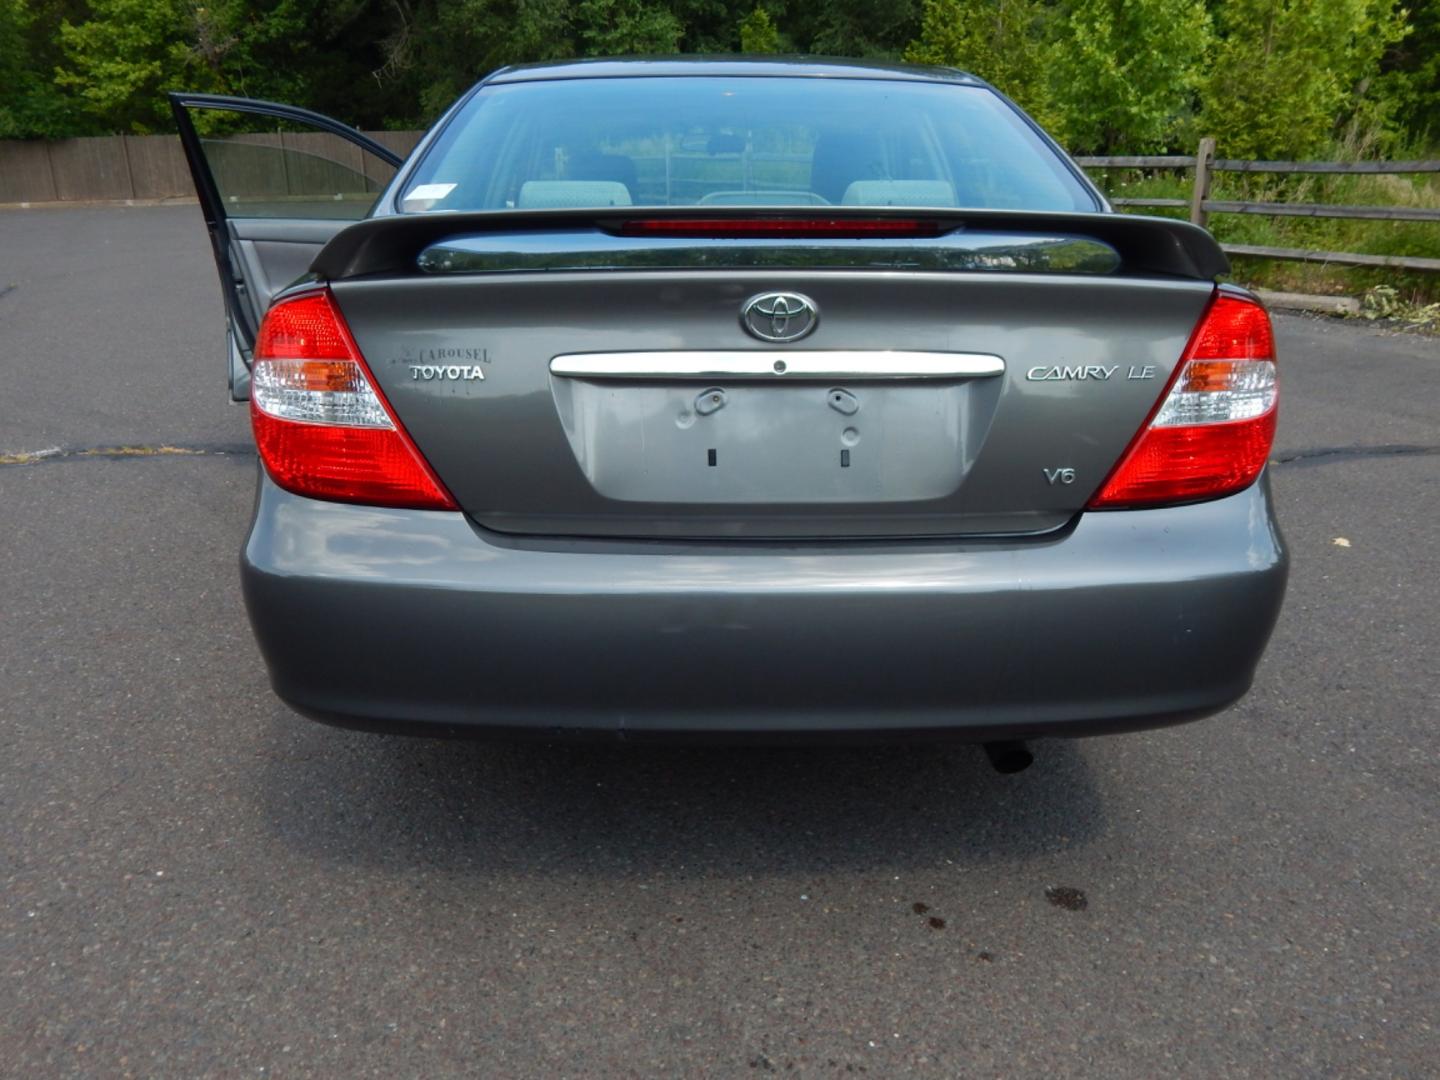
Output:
168 93 404 400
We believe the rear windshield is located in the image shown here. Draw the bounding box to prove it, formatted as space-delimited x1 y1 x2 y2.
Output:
398 76 1096 214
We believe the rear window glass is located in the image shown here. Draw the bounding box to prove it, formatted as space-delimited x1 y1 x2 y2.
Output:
399 76 1095 214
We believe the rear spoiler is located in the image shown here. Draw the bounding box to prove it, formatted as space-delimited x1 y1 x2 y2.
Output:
310 207 1228 282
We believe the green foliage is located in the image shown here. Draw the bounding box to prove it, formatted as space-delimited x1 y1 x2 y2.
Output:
904 0 1424 157
905 0 1211 153
739 5 780 53
0 0 72 137
575 0 684 54
1378 0 1440 143
905 0 1060 131
1048 0 1211 153
54 0 197 133
1359 285 1439 326
43 0 406 134
794 0 920 57
408 0 577 118
0 0 1433 164
1199 0 1410 159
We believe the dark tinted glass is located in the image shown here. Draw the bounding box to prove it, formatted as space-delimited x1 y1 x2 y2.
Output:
188 111 398 220
400 77 1095 214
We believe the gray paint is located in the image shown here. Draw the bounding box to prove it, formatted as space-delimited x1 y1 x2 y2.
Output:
551 376 988 506
165 58 1285 741
241 473 1287 737
486 57 988 86
335 270 1213 538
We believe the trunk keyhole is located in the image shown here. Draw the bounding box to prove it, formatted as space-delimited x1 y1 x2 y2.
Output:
828 388 859 416
694 388 727 416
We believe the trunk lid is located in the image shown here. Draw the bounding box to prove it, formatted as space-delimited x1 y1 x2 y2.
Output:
334 243 1214 538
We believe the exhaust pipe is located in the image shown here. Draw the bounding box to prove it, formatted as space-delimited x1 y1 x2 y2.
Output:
983 740 1034 775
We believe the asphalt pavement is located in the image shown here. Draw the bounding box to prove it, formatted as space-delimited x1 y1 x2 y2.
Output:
1 205 1437 1077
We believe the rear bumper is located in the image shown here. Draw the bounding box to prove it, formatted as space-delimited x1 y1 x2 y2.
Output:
241 474 1287 740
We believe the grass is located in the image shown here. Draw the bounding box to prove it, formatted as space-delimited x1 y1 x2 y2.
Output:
1086 164 1440 304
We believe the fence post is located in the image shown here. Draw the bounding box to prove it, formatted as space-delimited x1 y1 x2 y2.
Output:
119 133 137 200
1190 137 1215 228
44 140 59 202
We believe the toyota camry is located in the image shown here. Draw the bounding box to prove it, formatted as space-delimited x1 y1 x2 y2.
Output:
170 58 1287 767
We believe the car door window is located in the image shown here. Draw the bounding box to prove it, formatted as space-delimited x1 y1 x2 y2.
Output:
194 119 397 220
169 94 405 400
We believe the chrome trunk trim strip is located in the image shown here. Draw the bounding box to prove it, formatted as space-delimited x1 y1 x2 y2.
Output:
550 350 1005 380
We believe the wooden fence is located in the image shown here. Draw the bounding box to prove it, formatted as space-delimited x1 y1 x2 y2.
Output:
1076 138 1440 272
0 131 424 204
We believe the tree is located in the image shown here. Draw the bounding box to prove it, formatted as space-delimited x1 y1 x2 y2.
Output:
739 5 780 52
575 0 684 54
190 0 390 120
1378 0 1440 144
404 0 576 119
1199 0 1410 159
54 0 198 133
797 0 921 57
7 0 1434 150
905 0 1060 131
49 0 417 133
1048 0 1211 153
670 0 753 52
1 0 66 137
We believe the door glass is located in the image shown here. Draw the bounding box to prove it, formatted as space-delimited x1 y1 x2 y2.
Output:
195 115 397 220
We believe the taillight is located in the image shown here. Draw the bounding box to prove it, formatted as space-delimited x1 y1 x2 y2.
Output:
1088 292 1278 509
250 290 456 510
616 217 944 238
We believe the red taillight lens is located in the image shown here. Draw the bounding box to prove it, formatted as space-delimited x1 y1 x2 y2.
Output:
250 291 456 510
1088 293 1278 509
616 217 943 238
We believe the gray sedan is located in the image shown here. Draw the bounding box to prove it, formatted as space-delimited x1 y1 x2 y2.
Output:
169 58 1285 766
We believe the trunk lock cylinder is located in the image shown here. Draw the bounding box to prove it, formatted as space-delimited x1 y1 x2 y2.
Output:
695 387 728 416
827 388 860 416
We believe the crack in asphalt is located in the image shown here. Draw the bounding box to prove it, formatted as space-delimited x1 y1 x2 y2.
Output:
1272 443 1440 467
2 440 1434 475
0 442 255 466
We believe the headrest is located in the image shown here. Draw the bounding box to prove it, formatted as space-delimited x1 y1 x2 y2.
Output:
840 180 957 207
517 181 633 209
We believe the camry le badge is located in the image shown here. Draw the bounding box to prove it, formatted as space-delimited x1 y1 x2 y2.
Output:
741 292 819 343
